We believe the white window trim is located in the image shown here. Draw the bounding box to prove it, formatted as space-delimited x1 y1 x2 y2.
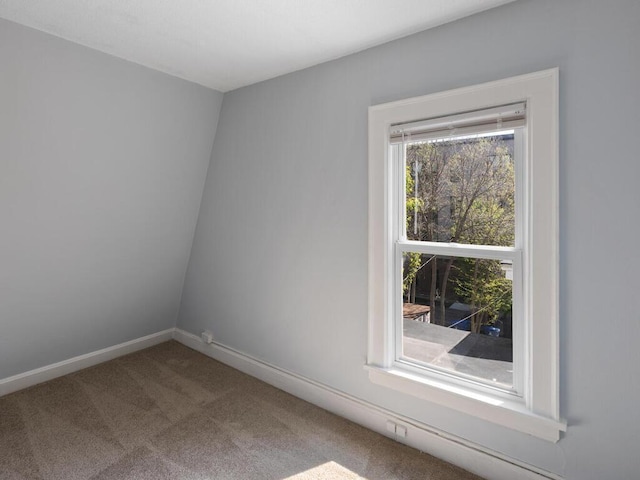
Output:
367 69 566 442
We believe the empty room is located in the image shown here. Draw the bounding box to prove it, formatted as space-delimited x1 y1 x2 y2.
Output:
1 1 638 479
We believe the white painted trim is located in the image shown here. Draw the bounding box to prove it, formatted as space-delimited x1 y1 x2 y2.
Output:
366 366 565 442
173 328 563 480
368 69 562 439
0 329 174 397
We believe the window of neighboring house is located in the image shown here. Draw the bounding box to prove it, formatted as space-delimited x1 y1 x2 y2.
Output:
367 69 565 441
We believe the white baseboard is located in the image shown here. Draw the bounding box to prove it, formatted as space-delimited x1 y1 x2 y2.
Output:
174 328 563 480
0 329 175 397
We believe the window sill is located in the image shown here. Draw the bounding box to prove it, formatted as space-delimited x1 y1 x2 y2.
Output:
365 365 566 442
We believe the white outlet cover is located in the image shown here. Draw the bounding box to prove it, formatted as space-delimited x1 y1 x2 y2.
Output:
386 420 396 434
201 331 214 344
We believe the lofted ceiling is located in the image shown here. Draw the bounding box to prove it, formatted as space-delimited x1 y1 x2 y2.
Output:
0 0 517 92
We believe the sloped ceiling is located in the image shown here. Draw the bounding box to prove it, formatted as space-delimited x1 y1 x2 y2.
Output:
0 0 517 92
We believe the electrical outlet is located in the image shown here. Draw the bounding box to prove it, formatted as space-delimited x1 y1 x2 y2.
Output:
201 331 215 344
386 420 396 434
385 420 407 439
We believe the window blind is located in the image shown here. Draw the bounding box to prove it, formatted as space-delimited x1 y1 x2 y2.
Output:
389 102 526 144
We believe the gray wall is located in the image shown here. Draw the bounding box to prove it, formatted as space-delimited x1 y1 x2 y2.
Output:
0 19 223 379
178 0 640 478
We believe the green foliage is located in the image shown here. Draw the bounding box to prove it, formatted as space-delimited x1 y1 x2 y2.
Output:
403 164 423 295
454 258 512 331
403 252 422 295
405 135 515 327
405 143 447 242
449 141 514 246
405 164 424 231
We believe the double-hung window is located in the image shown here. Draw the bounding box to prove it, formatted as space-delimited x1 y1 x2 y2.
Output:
367 69 565 441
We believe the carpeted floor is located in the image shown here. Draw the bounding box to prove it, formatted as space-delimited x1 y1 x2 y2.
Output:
0 341 483 480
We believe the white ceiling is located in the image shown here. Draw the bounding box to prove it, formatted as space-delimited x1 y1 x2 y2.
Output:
0 0 516 92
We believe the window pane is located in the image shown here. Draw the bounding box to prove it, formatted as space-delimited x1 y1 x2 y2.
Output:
404 132 515 247
401 253 513 388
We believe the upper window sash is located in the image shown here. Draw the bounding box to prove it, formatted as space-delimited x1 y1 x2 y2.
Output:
394 127 523 250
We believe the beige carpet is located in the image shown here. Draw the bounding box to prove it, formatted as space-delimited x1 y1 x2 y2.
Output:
0 341 483 480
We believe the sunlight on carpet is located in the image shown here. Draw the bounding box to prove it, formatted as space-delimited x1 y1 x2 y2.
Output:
283 461 361 479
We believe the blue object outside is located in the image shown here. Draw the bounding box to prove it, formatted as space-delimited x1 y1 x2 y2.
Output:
449 318 501 337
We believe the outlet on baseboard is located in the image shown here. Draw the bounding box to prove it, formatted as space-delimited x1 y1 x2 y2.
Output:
386 420 407 439
201 331 215 344
386 420 396 434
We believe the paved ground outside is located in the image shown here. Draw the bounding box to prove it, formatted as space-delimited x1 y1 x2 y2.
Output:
403 318 513 387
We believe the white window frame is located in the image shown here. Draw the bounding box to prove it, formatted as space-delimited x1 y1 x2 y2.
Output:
367 69 566 442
